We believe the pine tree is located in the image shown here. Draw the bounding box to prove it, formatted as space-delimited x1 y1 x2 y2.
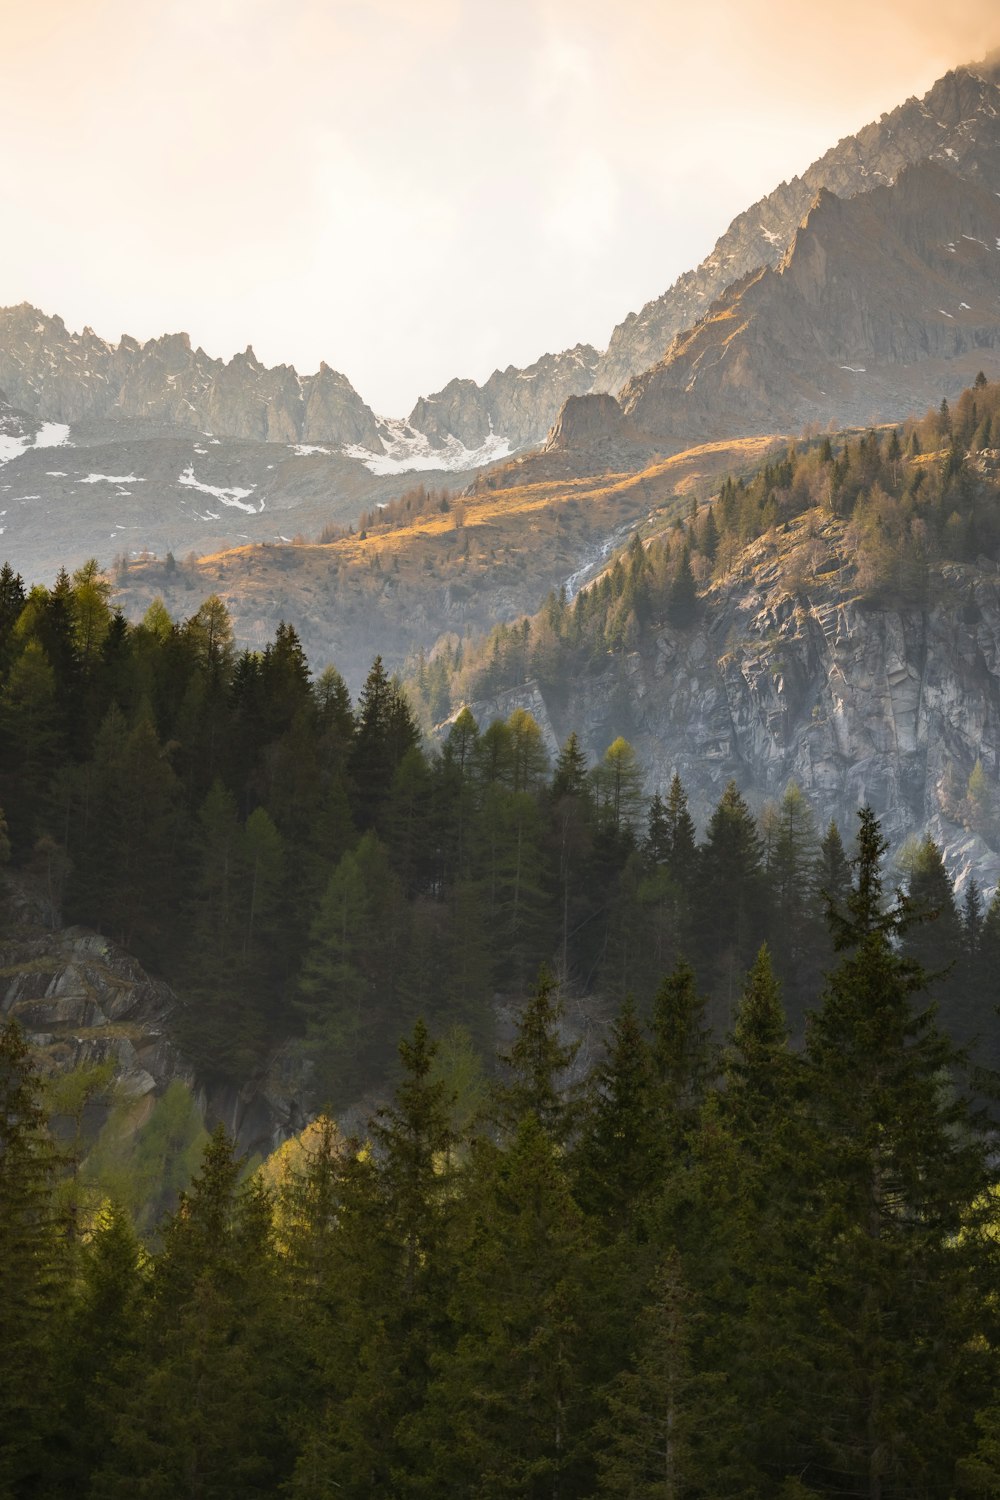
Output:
494 964 580 1147
56 1201 145 1490
696 781 769 1023
549 731 596 981
96 1128 292 1500
0 1019 66 1496
421 1113 598 1498
573 994 661 1231
296 1023 459 1498
597 1249 732 1499
349 656 420 829
650 959 714 1153
802 808 997 1498
668 545 698 627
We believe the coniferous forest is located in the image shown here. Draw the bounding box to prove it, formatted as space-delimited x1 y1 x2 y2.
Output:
1 544 1000 1496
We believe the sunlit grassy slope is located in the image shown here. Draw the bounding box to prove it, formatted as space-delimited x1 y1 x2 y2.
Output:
117 434 784 687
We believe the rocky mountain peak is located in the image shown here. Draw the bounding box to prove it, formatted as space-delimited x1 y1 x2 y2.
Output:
0 303 383 450
592 60 1000 399
608 158 1000 452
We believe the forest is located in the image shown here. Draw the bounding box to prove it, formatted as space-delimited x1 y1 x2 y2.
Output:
4 809 1000 1498
3 382 1000 1495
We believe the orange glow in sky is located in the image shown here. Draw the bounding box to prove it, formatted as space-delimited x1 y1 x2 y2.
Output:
1 0 997 413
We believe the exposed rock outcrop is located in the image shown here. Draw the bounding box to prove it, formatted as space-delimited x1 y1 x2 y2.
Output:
618 161 1000 448
462 512 1000 892
0 305 384 451
408 345 600 452
0 875 307 1157
595 60 1000 394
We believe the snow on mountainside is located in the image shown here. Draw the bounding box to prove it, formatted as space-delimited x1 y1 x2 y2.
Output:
344 416 513 475
3 59 1000 478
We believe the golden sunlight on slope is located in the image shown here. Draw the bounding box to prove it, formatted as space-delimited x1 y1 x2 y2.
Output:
119 434 785 685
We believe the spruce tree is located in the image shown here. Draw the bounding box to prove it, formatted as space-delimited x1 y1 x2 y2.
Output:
802 809 997 1498
494 964 579 1146
420 1113 598 1498
0 1019 66 1496
597 1249 733 1499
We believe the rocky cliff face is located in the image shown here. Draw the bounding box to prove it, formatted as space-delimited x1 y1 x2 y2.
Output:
618 161 1000 447
462 510 1000 891
594 60 1000 395
0 305 384 451
407 344 600 452
0 875 307 1157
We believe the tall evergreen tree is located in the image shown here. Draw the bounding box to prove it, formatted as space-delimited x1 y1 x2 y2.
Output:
0 1019 66 1497
494 964 579 1147
802 809 997 1498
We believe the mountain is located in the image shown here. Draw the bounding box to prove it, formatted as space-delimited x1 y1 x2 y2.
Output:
615 158 1000 447
0 303 383 449
8 56 999 494
113 433 778 689
459 509 1000 889
404 55 1000 453
593 56 1000 394
441 399 1000 892
0 386 479 582
405 344 601 454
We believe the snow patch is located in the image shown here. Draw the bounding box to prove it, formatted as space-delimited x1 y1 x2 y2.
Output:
291 444 331 456
80 473 145 485
34 422 70 448
840 365 867 373
344 416 513 476
45 471 67 477
81 471 144 483
178 465 259 514
939 310 955 318
0 434 28 465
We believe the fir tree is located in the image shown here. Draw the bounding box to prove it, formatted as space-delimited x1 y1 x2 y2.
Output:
803 809 997 1498
494 964 580 1146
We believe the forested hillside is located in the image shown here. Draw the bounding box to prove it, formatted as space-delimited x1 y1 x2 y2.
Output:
2 549 1000 1112
426 375 1000 717
4 808 1000 1497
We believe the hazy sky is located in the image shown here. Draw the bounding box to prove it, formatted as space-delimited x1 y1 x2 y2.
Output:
1 0 997 414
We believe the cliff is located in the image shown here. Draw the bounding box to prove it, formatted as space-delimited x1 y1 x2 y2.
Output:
462 509 1000 891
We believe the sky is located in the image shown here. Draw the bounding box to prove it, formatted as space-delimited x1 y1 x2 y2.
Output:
1 0 998 415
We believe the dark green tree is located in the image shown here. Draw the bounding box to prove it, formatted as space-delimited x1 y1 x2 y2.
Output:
802 809 997 1498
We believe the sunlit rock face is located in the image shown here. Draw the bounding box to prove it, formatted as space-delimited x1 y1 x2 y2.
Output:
616 162 1000 449
595 62 1000 395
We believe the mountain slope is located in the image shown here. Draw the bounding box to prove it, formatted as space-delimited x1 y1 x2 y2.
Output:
594 57 1000 394
402 56 1000 453
617 159 1000 446
112 434 781 688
